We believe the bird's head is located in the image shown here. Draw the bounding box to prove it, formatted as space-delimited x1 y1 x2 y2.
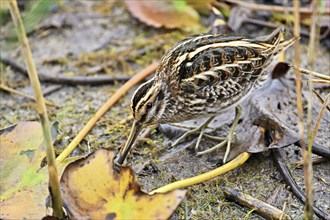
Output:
131 79 167 126
116 78 167 164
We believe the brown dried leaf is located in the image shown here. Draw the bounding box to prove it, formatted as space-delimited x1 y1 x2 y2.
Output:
60 148 186 219
123 0 200 29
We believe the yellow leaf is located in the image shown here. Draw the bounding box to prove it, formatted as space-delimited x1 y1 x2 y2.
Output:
0 121 80 219
61 149 186 219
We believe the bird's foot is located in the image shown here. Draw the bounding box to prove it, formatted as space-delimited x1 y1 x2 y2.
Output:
172 106 242 164
196 134 232 164
197 105 242 164
171 116 215 150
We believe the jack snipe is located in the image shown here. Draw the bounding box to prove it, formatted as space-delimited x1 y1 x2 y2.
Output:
117 27 296 165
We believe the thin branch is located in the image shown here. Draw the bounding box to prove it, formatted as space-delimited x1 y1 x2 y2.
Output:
38 74 133 85
0 55 133 85
42 85 62 96
272 148 328 220
8 0 63 217
295 141 330 160
223 186 291 220
222 0 330 15
245 18 313 38
295 157 328 167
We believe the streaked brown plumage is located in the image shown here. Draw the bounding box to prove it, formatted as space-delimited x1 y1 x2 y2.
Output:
117 27 297 165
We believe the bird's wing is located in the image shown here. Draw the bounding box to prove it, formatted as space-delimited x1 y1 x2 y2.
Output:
156 28 289 91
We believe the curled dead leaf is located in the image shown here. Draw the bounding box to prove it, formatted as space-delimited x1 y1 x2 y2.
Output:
60 149 186 219
123 0 200 29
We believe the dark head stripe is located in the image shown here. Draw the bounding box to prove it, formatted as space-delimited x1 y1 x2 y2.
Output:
131 80 154 115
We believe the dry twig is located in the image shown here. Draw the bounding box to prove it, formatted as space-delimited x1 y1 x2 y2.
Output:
222 0 330 15
223 186 291 220
272 148 328 220
295 157 328 167
0 55 133 85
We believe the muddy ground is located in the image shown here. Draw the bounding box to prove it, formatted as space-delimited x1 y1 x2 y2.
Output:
1 1 329 219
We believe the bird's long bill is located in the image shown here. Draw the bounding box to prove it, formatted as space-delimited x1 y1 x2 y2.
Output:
116 120 142 165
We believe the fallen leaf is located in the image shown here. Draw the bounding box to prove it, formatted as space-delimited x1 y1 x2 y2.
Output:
0 122 47 219
123 0 200 29
0 121 80 219
60 148 186 219
187 0 215 13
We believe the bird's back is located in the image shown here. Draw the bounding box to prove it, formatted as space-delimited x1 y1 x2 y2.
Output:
156 27 296 121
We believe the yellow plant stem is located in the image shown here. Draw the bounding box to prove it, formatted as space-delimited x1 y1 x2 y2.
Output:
56 62 159 163
291 65 330 80
149 152 251 195
0 84 57 106
311 93 329 143
8 0 63 217
293 1 313 219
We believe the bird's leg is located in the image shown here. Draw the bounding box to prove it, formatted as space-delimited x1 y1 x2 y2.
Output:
223 105 242 163
172 116 215 148
196 105 242 164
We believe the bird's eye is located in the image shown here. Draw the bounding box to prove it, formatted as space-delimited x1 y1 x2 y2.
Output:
147 103 153 109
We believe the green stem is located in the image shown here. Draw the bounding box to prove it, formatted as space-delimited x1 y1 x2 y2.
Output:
8 0 63 217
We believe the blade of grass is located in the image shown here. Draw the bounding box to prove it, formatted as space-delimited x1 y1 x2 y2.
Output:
309 79 330 84
8 0 63 217
56 62 159 163
311 93 330 143
308 0 321 69
293 1 313 219
310 88 330 112
290 65 330 80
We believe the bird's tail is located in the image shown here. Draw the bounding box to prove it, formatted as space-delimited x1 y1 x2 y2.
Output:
255 27 299 56
276 36 299 54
